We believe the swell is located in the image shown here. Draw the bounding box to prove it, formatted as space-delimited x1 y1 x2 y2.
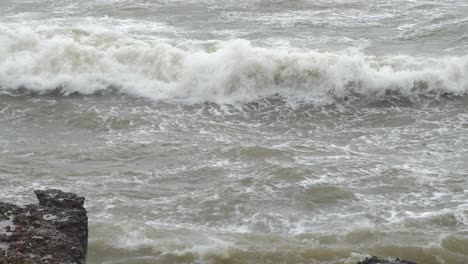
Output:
0 23 467 104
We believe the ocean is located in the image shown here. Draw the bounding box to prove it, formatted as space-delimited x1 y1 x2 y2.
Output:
0 0 467 263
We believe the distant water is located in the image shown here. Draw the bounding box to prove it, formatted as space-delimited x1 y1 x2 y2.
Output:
1 1 467 263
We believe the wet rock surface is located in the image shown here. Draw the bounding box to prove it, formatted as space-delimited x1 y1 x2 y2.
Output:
358 256 417 264
0 189 87 264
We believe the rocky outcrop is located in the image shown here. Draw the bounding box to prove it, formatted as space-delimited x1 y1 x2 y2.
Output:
0 189 87 264
358 256 417 264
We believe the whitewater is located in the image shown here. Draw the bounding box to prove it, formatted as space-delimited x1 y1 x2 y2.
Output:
1 0 468 263
0 22 467 104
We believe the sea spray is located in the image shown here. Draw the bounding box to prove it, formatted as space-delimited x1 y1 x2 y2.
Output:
1 23 467 104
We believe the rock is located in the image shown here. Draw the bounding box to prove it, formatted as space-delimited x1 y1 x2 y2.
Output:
358 256 417 264
0 189 88 264
35 189 85 210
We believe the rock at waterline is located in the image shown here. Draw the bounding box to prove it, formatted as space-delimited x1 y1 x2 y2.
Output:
358 256 417 264
0 189 88 264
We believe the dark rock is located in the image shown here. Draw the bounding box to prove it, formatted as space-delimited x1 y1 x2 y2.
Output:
0 189 88 264
358 256 417 264
35 190 85 210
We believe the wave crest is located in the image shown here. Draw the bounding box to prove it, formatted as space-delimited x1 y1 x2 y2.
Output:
0 23 467 104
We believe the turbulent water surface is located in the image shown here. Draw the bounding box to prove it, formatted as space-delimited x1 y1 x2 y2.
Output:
1 0 468 263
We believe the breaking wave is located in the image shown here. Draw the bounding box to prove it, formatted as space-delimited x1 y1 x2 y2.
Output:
1 23 467 104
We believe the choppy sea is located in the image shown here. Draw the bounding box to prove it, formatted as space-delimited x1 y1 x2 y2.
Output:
1 0 468 263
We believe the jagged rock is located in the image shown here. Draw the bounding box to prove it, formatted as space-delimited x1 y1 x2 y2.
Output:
358 256 417 264
0 189 88 264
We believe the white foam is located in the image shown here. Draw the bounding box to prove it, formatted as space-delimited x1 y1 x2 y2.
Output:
0 23 467 104
0 242 8 250
171 236 234 262
0 216 15 236
111 225 237 263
